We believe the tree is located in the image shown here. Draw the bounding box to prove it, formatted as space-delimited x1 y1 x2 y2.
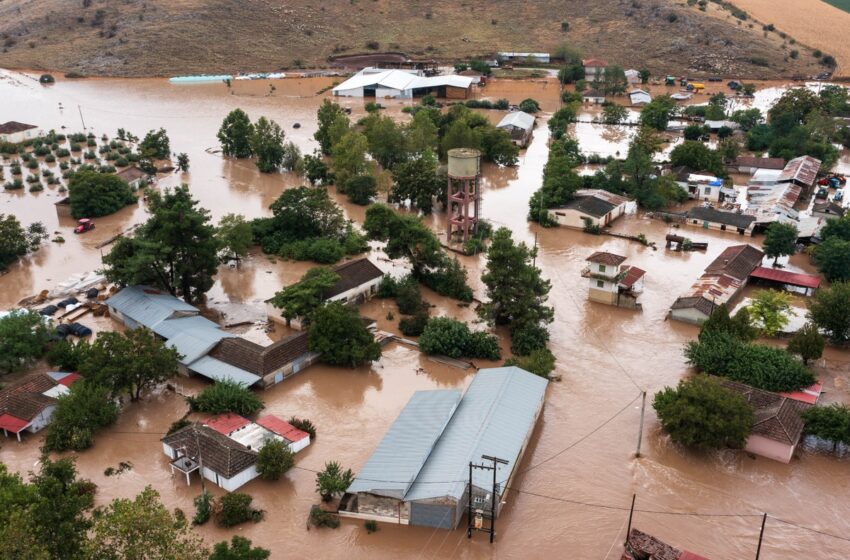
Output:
479 228 553 329
217 493 262 527
747 289 792 336
440 120 479 156
418 317 500 360
0 214 48 270
601 103 628 125
698 303 757 342
479 127 519 166
103 186 219 303
256 439 295 481
85 486 208 560
653 375 754 450
405 109 439 153
344 174 377 205
808 281 850 342
519 98 540 113
362 114 407 169
763 222 798 266
217 213 253 265
315 461 354 502
814 237 850 282
187 380 264 416
638 68 650 84
820 214 850 243
271 267 340 326
331 130 369 188
600 65 628 95
0 310 50 374
787 322 825 365
304 152 331 185
218 109 254 158
730 108 763 130
504 347 556 378
639 95 676 131
281 141 303 173
548 105 579 140
209 537 271 560
363 204 444 276
80 328 180 401
717 136 741 162
44 380 120 451
68 170 135 218
390 151 443 213
801 404 850 446
315 99 349 154
250 117 285 173
308 302 381 367
669 141 725 177
140 128 171 159
176 152 190 172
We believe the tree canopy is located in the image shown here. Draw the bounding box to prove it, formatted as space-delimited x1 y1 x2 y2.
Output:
0 214 48 270
250 117 285 173
669 141 726 177
256 439 295 481
44 380 120 452
808 281 850 342
787 322 825 365
218 109 254 158
638 95 676 131
68 170 136 218
209 537 271 560
762 222 798 265
308 302 381 367
139 128 171 160
390 151 443 213
653 375 754 450
187 380 264 416
0 310 50 374
315 461 355 502
746 290 792 337
270 267 340 326
418 317 501 360
217 213 253 265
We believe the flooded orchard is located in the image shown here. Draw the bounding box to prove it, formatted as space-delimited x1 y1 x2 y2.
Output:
1 70 849 559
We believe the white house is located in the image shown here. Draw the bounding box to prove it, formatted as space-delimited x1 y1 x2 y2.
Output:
629 89 652 106
547 189 630 229
673 168 725 202
582 252 644 309
332 68 473 99
582 89 606 104
496 111 535 147
0 121 40 143
0 372 81 441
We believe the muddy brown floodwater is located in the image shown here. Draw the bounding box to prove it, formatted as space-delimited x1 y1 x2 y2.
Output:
1 70 850 559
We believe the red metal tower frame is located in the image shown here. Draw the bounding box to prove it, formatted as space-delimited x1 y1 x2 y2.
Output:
447 173 480 242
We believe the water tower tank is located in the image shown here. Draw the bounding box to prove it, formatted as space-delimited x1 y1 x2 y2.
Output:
447 148 481 177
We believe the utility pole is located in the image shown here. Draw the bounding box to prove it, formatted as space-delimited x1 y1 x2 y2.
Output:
467 455 508 543
755 513 767 560
625 494 636 546
635 391 647 458
77 104 87 130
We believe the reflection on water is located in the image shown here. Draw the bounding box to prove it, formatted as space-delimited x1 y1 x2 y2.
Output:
1 70 850 559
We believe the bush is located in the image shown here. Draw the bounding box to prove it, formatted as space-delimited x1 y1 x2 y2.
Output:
365 519 378 533
510 323 549 356
419 317 501 360
166 417 191 435
376 274 398 298
518 98 541 113
217 493 263 527
309 505 340 528
653 375 754 450
400 311 429 337
46 338 91 371
257 439 295 481
801 404 850 445
395 276 425 315
504 348 556 378
685 331 815 392
315 461 354 502
288 416 316 440
186 380 264 416
192 490 213 525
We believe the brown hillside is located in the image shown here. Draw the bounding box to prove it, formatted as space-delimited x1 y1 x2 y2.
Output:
0 0 823 78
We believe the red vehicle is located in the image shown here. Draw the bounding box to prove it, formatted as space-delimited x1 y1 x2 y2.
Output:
74 218 95 234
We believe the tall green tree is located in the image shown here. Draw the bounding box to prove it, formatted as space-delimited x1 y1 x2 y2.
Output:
216 213 253 266
0 214 48 270
405 109 439 153
331 130 369 188
390 151 443 213
271 267 340 326
747 289 792 336
344 174 377 205
256 440 295 481
363 204 444 276
653 375 754 450
479 227 554 330
80 328 181 401
601 65 628 95
217 109 254 158
698 303 758 342
808 281 850 342
250 117 285 173
44 381 120 451
0 310 51 374
669 141 725 176
103 186 219 303
479 126 519 166
762 222 798 265
84 486 208 560
315 99 349 154
362 114 407 169
140 128 171 159
638 95 676 131
209 537 271 560
787 322 825 365
68 170 135 218
814 237 850 282
308 302 381 367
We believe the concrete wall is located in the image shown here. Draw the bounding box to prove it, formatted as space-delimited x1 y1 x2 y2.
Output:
258 352 320 388
550 209 601 229
357 493 409 522
445 86 470 99
24 405 56 433
163 442 259 491
588 283 617 305
670 307 710 325
334 87 364 97
746 435 795 463
0 128 41 143
410 501 457 529
686 218 752 236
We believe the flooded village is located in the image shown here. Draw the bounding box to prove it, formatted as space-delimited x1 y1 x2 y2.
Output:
1 51 850 560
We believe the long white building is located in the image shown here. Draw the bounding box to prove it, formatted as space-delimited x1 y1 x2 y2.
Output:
332 68 473 99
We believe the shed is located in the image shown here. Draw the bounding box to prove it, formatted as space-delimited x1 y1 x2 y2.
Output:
0 373 82 441
582 89 606 104
629 89 652 106
496 111 535 146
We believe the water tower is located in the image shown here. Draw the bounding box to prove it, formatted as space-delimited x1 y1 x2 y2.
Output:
446 148 481 243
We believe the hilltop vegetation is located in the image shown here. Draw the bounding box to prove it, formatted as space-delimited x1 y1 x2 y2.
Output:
0 0 823 78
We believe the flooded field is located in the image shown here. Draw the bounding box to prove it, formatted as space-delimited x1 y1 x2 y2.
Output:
2 71 850 558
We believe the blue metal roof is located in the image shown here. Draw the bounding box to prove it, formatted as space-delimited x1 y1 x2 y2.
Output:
404 367 548 502
153 314 220 340
188 355 261 387
347 390 462 499
166 327 234 365
105 286 198 330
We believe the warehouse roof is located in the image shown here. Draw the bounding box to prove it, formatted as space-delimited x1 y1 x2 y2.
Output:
496 111 535 131
332 68 473 94
347 390 462 499
187 355 261 387
105 286 199 330
778 155 821 187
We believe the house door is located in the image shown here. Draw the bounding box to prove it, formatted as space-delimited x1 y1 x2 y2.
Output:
702 221 709 229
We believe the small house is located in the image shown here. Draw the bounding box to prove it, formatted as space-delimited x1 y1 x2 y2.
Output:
496 111 535 147
0 121 40 143
674 168 725 202
582 252 645 309
582 89 606 104
628 89 652 106
720 380 811 463
685 206 756 235
114 166 149 190
162 423 259 491
734 156 785 175
704 120 741 133
55 196 72 218
581 58 608 81
0 372 81 441
204 413 312 454
547 189 630 229
256 415 311 453
207 331 318 388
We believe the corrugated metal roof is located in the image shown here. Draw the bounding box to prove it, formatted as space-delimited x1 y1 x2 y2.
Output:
347 390 462 499
163 322 232 364
152 314 219 339
496 111 535 131
333 69 473 93
105 286 198 330
749 266 821 289
405 367 548 502
188 356 261 387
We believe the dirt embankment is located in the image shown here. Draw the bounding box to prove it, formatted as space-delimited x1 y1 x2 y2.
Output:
0 0 824 78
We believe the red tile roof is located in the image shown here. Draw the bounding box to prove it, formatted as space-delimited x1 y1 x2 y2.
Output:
749 266 821 290
779 381 823 405
586 251 627 266
256 415 309 442
619 265 646 288
56 372 82 387
203 413 251 435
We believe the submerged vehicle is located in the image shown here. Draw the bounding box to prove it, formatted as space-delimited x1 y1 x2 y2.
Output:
74 218 95 234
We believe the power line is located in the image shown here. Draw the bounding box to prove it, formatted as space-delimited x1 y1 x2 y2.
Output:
768 516 850 544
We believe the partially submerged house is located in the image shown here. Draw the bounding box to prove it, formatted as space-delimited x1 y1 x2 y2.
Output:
704 120 740 133
0 372 81 441
547 189 630 229
496 111 535 147
628 89 652 106
114 166 149 190
685 206 756 235
777 155 821 194
582 89 606 104
812 201 846 221
0 121 40 143
624 69 641 84
581 58 608 81
162 424 258 491
734 156 785 175
207 332 318 389
582 252 645 309
332 68 473 99
670 244 764 324
721 380 811 463
674 168 726 202
340 367 547 529
622 528 709 560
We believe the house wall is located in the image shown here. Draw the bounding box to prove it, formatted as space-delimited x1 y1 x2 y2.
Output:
356 493 409 522
258 352 320 388
583 96 605 104
0 128 41 143
25 405 56 433
328 277 382 305
162 442 259 490
549 209 601 229
376 87 408 99
670 307 710 325
288 435 311 454
745 435 795 463
55 202 72 218
335 87 364 97
686 218 752 236
445 86 470 99
409 499 460 529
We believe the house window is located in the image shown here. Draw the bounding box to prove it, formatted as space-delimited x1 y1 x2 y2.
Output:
704 187 711 195
599 264 606 273
596 280 604 288
720 224 726 231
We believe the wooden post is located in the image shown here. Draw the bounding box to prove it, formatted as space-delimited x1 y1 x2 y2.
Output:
625 494 636 545
635 391 647 457
755 513 767 559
